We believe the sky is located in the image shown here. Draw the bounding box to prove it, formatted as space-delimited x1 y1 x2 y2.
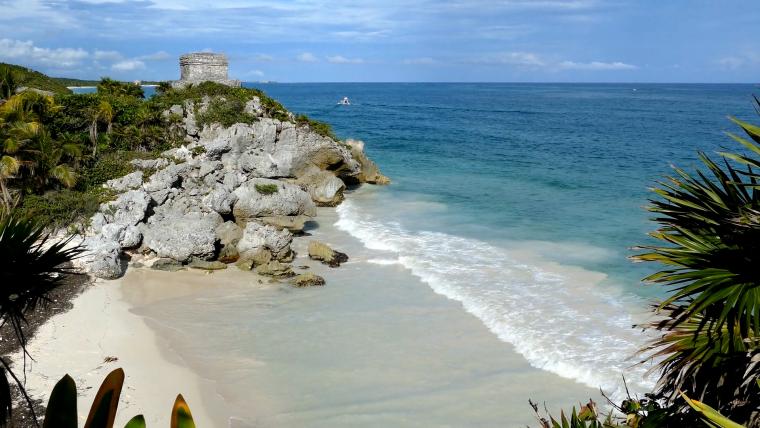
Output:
1 0 759 83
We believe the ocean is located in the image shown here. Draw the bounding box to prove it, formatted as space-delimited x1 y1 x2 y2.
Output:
111 83 759 426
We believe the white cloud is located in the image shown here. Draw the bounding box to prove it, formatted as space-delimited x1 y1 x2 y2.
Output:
138 51 171 61
296 52 318 63
402 57 438 65
111 59 145 71
558 60 637 70
248 69 265 77
476 52 546 67
255 54 274 62
0 38 88 67
718 53 760 70
94 50 123 61
326 55 364 64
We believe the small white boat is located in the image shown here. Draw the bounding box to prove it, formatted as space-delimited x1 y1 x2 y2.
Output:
338 96 351 105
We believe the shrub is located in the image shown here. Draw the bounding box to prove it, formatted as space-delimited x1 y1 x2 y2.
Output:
295 114 337 140
76 151 156 190
196 97 255 128
18 187 113 231
255 183 279 195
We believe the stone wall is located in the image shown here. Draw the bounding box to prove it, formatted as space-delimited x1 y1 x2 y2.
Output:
173 52 240 88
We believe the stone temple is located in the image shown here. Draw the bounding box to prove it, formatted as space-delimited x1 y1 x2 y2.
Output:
172 52 240 88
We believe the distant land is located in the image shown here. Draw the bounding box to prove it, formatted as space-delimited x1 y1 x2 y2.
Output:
1 63 162 95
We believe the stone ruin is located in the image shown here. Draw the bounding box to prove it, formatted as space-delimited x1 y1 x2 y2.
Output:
172 52 240 88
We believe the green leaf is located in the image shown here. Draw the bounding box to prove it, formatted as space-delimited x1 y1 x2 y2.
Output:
124 415 146 428
43 374 78 428
170 394 196 428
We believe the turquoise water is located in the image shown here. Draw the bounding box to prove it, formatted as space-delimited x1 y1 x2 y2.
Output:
253 83 759 296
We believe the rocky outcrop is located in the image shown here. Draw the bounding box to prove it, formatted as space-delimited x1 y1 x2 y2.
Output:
291 273 326 287
232 178 316 222
237 222 293 263
308 241 349 267
78 89 386 279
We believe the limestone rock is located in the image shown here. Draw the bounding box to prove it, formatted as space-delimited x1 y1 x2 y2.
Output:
346 139 390 184
232 178 316 222
100 189 150 227
258 215 311 233
297 168 346 206
151 258 185 272
308 241 349 267
188 260 227 270
237 222 293 262
235 259 254 271
81 237 124 279
255 261 294 277
104 170 143 192
141 201 222 262
130 158 169 171
215 221 242 263
291 273 326 287
101 223 142 249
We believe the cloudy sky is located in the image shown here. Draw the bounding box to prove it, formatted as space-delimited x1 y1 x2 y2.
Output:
1 0 759 82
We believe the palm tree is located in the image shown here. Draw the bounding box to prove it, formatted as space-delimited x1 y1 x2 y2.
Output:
0 66 17 100
86 100 112 157
633 106 760 425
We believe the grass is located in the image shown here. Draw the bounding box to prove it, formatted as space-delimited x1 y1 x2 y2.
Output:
18 187 114 231
255 183 279 195
295 114 337 140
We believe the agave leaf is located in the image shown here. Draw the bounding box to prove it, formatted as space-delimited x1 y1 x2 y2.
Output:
43 374 78 428
84 368 125 428
170 394 196 428
124 415 146 428
679 392 745 428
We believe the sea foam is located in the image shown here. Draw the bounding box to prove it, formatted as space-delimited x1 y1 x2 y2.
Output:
335 199 657 398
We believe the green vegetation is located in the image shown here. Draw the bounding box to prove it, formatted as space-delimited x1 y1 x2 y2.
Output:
0 63 72 95
295 114 337 139
41 368 196 428
51 77 163 88
0 208 83 423
536 101 760 427
255 183 279 195
196 97 255 128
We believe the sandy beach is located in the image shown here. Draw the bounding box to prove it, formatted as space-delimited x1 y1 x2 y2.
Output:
13 201 619 427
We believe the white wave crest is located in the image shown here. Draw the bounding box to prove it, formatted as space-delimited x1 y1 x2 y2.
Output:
335 200 657 398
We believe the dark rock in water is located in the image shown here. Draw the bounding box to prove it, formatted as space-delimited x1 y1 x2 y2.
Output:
151 258 184 271
297 265 310 270
188 260 227 270
308 241 348 267
255 261 295 277
291 273 326 287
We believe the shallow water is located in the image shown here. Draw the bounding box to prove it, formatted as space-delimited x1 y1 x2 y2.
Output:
130 83 758 426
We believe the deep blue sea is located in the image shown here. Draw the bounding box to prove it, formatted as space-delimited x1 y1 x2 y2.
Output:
252 83 758 298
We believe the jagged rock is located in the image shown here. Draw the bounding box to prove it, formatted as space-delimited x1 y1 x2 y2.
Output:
203 186 237 215
81 237 124 279
130 158 169 171
151 258 185 272
258 215 310 233
298 168 346 206
235 259 254 271
104 170 143 192
268 123 360 177
216 221 242 263
143 162 189 193
100 189 150 227
101 223 142 249
291 273 325 287
233 178 316 222
188 260 227 270
237 222 293 262
308 241 349 267
346 139 390 184
244 97 263 116
255 261 294 277
202 139 231 160
141 201 222 262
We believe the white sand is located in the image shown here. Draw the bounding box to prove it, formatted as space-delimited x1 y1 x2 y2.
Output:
12 269 245 427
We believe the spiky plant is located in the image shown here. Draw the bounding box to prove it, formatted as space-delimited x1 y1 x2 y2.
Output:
0 208 83 424
633 103 760 425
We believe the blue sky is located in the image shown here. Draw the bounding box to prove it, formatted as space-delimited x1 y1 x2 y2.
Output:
1 0 759 82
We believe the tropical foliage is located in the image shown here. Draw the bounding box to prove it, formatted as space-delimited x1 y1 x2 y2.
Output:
0 207 83 424
42 368 196 428
0 63 72 96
